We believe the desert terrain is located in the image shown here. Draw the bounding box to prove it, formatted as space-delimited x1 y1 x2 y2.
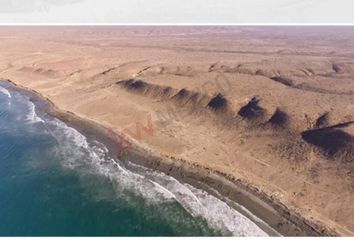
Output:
0 26 353 235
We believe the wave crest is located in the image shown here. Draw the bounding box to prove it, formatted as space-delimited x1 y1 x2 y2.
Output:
25 101 44 123
0 86 11 98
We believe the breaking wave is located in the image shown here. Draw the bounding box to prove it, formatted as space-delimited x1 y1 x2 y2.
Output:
40 115 268 236
25 101 44 123
0 86 11 98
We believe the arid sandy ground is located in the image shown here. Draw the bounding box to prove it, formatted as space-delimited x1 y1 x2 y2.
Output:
0 26 353 235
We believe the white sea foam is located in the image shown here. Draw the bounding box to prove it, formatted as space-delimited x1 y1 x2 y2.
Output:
43 118 89 168
0 86 11 98
129 164 268 236
185 184 268 236
50 119 88 148
44 116 269 236
43 117 176 201
25 101 44 123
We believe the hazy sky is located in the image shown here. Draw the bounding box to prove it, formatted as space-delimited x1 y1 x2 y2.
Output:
0 0 353 24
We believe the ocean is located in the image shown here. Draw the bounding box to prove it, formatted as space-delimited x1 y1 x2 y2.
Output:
0 80 267 236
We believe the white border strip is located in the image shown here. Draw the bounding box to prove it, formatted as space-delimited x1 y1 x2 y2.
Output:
1 0 354 25
1 23 354 26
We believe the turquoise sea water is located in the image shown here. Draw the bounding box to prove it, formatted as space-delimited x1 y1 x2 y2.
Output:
0 81 267 236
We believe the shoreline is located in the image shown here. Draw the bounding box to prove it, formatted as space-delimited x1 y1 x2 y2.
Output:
1 79 337 236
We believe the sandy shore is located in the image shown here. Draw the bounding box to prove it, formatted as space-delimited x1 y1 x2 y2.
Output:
3 79 335 236
0 26 353 236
